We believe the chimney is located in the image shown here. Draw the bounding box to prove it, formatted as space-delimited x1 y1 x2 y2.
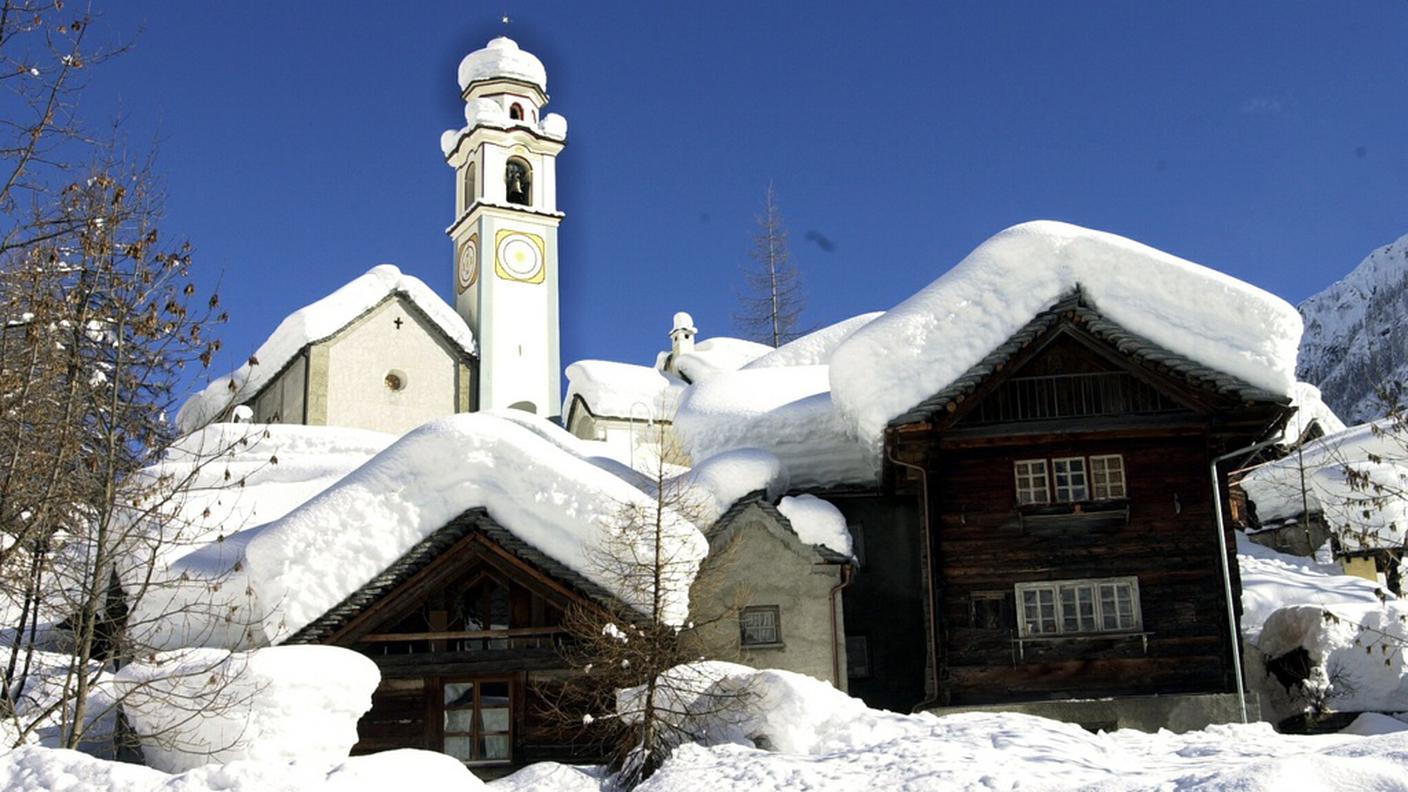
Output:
666 311 697 373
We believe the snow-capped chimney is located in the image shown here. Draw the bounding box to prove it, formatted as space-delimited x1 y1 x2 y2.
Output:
669 311 697 359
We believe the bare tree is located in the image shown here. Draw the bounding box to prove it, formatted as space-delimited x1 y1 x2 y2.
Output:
735 183 804 347
0 3 274 758
543 425 749 789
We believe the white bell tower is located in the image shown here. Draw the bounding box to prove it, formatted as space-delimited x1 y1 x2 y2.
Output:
441 36 567 417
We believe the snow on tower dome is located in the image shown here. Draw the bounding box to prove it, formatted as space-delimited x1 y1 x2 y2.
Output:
829 220 1303 451
672 311 696 333
457 36 548 92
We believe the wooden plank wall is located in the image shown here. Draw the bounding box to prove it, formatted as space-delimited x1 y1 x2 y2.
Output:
930 434 1238 705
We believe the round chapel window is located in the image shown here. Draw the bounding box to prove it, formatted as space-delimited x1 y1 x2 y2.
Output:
385 370 407 392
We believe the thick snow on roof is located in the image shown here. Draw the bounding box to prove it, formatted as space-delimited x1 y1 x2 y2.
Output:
1276 382 1347 446
564 360 685 421
668 337 773 382
830 220 1302 450
176 265 475 434
159 414 711 646
1241 420 1408 550
743 312 883 370
673 366 874 489
457 36 547 91
684 449 787 525
777 495 852 557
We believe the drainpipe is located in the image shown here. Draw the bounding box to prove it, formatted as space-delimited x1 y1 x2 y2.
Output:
828 562 854 688
887 442 942 713
1210 436 1281 724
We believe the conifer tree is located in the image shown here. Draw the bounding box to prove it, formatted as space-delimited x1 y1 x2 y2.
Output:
736 184 804 347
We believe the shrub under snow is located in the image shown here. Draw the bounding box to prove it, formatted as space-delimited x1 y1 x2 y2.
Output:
113 645 379 773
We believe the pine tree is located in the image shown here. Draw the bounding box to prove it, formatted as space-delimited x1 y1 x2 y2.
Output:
736 184 804 347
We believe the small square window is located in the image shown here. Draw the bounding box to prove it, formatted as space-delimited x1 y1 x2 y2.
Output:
1089 455 1126 499
1014 459 1050 505
970 592 1009 630
740 606 781 647
1052 457 1088 502
845 635 870 678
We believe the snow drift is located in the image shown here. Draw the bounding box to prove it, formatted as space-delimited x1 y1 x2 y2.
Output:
113 646 379 773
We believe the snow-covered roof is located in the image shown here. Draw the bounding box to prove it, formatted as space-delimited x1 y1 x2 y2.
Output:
1241 419 1408 551
743 312 883 370
829 220 1302 451
176 265 475 434
665 336 773 383
1275 381 1347 447
148 413 739 648
674 365 874 490
564 359 685 422
457 36 547 92
777 494 853 558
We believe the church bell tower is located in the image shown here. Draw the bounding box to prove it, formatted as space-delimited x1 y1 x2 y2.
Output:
441 36 566 417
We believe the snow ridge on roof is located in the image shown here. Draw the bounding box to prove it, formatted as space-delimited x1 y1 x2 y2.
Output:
830 220 1302 450
176 265 475 434
743 312 883 370
564 359 684 422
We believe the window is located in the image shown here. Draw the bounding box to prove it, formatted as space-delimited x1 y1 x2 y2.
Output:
384 370 406 392
1051 457 1088 502
509 102 524 120
1016 577 1141 638
442 679 512 765
505 158 531 205
970 591 1010 630
1013 454 1127 505
1089 455 1126 499
1014 459 1050 505
740 605 781 647
845 635 870 678
463 161 476 208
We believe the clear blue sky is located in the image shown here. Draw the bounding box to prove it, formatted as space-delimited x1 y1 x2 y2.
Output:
82 2 1408 395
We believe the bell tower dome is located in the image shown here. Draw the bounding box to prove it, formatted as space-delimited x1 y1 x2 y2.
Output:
440 36 567 417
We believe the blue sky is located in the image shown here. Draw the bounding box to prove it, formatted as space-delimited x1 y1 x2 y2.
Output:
82 2 1408 395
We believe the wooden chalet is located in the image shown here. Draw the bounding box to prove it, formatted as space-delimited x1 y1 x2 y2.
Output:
884 289 1292 724
284 508 626 775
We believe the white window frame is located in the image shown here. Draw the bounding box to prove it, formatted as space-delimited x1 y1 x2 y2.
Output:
1013 459 1051 505
1089 454 1127 500
1015 577 1142 638
1051 457 1088 502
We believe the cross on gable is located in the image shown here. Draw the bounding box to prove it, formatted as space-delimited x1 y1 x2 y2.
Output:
393 317 404 330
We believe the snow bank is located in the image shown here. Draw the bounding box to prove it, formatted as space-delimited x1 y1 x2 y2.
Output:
596 663 1408 792
1257 602 1408 713
176 265 474 433
673 366 874 489
1237 534 1386 642
743 312 883 369
1241 419 1408 550
777 494 852 557
830 220 1302 450
0 746 484 792
114 646 379 773
563 359 684 420
163 413 710 645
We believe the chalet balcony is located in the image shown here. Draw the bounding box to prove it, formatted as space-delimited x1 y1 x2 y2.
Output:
968 371 1183 426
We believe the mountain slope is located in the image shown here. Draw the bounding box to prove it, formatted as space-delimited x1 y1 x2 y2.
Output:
1298 232 1408 423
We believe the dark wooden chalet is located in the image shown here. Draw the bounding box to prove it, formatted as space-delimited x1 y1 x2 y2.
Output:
284 508 625 775
884 289 1291 717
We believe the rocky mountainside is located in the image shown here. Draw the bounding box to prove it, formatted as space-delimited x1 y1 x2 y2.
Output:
1297 232 1408 423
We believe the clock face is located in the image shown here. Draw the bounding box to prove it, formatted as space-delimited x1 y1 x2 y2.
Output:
494 230 546 283
457 235 478 293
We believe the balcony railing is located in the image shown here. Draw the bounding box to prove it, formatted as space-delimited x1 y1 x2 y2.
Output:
966 371 1182 425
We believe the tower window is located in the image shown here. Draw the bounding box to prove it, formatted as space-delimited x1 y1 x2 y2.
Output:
463 161 476 209
505 158 531 206
509 102 524 121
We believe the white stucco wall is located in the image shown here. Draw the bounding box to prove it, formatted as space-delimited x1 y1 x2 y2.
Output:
322 297 466 435
251 356 307 425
